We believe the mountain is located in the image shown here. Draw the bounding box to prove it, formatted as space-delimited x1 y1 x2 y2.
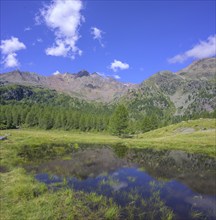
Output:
176 58 215 80
0 70 134 103
124 58 216 116
0 58 215 117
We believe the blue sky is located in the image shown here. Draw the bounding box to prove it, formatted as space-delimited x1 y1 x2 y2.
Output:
0 0 215 83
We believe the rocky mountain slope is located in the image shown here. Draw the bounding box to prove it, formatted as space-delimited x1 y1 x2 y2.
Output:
124 58 215 116
0 70 134 103
0 58 215 116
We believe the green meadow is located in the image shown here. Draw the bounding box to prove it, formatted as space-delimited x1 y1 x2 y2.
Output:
1 118 215 161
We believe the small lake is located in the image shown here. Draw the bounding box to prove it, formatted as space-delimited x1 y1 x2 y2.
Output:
25 144 216 220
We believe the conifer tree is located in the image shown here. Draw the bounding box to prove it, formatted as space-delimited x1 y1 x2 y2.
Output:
109 105 129 136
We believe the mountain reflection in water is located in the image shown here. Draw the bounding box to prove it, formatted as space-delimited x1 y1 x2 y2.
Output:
25 145 216 220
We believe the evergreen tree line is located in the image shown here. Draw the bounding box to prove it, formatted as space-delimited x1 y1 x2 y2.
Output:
0 104 110 131
0 103 162 134
0 103 215 135
170 110 216 123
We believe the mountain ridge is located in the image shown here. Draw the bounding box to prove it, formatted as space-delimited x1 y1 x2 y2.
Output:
0 57 215 116
123 58 215 116
0 69 135 102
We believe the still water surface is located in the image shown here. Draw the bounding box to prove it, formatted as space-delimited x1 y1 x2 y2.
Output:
25 144 216 220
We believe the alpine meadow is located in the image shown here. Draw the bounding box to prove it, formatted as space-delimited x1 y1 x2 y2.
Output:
0 0 216 220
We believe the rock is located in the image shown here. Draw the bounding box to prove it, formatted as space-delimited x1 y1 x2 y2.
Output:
0 136 7 140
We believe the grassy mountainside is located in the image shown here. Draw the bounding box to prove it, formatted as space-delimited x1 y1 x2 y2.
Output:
123 76 176 120
124 58 216 117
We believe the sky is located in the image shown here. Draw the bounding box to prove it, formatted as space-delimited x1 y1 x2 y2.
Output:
0 0 215 83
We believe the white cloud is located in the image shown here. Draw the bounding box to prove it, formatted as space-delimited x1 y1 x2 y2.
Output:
168 35 216 63
0 37 26 54
37 38 43 43
46 39 69 57
32 38 43 46
96 72 120 80
38 0 84 59
35 14 41 25
113 74 120 79
53 70 61 75
3 53 19 68
91 27 104 47
91 27 102 39
96 72 106 77
110 59 129 72
24 27 31 31
0 37 26 68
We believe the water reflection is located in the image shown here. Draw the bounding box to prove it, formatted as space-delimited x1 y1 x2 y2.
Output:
25 144 216 220
26 147 134 179
126 148 216 195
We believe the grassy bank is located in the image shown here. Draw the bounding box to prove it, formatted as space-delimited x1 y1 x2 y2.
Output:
0 168 120 220
135 118 216 156
0 118 215 160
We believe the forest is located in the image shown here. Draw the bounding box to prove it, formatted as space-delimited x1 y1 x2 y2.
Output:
0 85 215 135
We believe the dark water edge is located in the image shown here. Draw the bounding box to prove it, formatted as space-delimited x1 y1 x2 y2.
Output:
23 144 216 220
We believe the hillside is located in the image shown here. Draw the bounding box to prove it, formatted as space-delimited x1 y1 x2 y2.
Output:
124 58 216 116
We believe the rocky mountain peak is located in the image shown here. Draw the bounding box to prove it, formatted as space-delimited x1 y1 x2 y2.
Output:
176 57 216 80
75 70 90 78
